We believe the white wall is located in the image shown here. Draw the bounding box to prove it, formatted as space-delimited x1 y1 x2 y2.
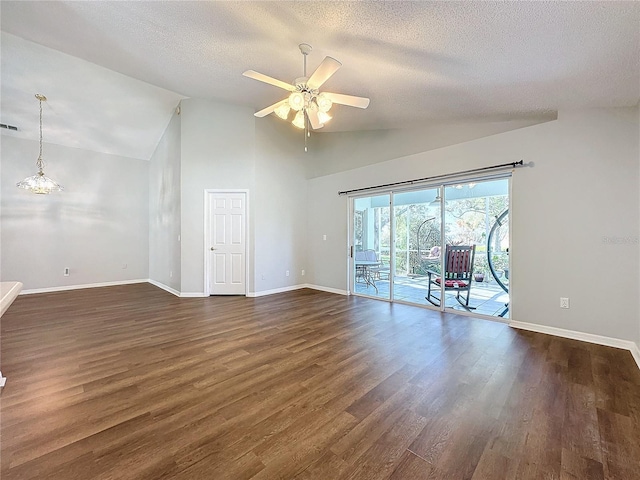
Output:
149 111 181 291
307 106 639 343
179 98 256 294
1 135 149 289
254 118 308 292
179 98 309 296
308 117 555 178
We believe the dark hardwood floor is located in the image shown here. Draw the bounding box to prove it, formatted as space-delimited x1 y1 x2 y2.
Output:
1 283 639 479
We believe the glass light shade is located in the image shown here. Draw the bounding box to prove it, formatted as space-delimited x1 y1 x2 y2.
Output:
316 94 332 113
288 92 305 111
317 111 332 124
17 171 64 195
274 103 290 120
292 110 305 129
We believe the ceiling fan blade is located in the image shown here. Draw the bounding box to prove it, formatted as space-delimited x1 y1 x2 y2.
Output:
307 110 324 130
306 57 342 90
254 99 288 118
243 70 296 92
323 92 370 109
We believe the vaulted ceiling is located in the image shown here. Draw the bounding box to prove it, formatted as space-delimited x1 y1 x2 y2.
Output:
1 1 639 159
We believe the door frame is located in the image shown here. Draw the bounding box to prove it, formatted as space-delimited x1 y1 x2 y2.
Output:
347 175 512 321
203 189 250 296
348 192 395 302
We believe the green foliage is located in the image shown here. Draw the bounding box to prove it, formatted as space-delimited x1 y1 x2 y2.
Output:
354 187 509 279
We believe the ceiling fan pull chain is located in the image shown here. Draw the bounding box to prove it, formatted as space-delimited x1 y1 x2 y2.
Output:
304 112 308 152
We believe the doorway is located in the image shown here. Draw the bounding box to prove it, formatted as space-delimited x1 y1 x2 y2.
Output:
204 190 248 295
352 194 391 301
350 177 510 318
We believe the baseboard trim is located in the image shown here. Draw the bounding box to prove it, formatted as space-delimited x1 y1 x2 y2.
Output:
148 279 180 297
510 320 640 370
20 279 148 295
247 284 349 298
304 284 349 296
248 284 307 298
630 342 640 371
179 292 208 298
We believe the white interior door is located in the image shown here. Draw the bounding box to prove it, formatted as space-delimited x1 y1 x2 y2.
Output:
207 191 246 295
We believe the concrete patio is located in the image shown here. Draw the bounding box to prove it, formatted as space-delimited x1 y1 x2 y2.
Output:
354 274 509 318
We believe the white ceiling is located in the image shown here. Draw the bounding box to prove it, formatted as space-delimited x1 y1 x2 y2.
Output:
1 33 184 160
1 1 639 156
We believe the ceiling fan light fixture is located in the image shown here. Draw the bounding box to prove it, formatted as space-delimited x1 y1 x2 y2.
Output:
316 94 332 113
288 91 305 111
274 103 291 120
292 110 305 129
317 111 332 124
244 43 370 151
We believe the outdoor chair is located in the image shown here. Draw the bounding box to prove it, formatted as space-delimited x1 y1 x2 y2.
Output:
354 250 367 283
425 244 476 310
355 249 389 282
364 249 390 280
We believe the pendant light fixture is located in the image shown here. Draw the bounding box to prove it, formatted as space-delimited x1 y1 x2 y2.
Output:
16 94 63 194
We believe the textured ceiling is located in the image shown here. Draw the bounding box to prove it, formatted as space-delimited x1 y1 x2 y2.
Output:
1 1 639 149
1 33 184 160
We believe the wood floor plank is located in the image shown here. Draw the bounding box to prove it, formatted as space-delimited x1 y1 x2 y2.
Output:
388 450 437 479
294 450 352 480
471 449 519 480
1 283 639 479
562 382 602 463
560 448 604 480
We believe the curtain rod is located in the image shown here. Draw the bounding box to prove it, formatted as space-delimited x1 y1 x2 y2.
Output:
337 160 525 196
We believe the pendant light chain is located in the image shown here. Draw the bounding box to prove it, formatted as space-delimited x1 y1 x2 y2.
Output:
36 96 44 173
304 113 308 152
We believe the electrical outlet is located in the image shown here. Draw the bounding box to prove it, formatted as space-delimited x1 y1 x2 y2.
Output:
122 263 127 269
169 271 173 278
301 269 305 276
323 234 327 241
261 274 265 280
64 267 70 276
560 297 570 309
286 270 290 277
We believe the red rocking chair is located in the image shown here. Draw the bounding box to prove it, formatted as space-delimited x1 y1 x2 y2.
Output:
426 245 476 310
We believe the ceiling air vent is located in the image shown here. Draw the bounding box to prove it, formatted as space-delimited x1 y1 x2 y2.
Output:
0 123 19 131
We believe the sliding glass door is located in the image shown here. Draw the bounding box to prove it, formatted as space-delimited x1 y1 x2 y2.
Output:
350 178 510 318
352 194 391 301
391 188 442 306
439 180 510 317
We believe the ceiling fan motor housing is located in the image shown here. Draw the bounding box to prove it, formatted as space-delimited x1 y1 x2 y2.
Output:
293 77 320 110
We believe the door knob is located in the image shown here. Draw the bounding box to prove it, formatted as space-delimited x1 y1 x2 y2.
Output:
210 247 216 251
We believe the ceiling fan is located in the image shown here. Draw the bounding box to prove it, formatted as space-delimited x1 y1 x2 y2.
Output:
243 43 370 151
